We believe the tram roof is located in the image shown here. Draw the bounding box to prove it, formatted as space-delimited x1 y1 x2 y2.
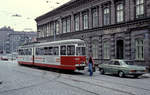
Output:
19 39 85 48
36 39 85 47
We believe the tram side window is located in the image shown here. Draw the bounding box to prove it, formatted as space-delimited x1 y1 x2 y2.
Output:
28 49 32 55
44 47 49 55
25 49 32 55
67 45 75 55
47 47 53 55
18 49 24 55
36 48 44 55
76 47 86 56
61 46 66 55
53 47 59 55
36 48 39 55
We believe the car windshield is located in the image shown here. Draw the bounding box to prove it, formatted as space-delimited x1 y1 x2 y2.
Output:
119 60 134 65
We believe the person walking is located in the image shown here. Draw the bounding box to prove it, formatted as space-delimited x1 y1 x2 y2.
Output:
88 56 94 76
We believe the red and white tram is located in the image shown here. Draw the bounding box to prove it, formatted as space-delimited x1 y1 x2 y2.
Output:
17 39 86 71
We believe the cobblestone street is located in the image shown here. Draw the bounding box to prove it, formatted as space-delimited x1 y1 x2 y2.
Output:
0 60 150 95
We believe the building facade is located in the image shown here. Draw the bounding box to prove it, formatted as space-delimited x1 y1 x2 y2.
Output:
0 26 14 54
35 0 150 67
8 31 37 53
0 26 37 54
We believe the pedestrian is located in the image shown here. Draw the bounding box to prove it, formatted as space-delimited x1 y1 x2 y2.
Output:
88 56 94 76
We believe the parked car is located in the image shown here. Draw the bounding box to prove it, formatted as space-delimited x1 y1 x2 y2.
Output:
1 55 9 61
99 59 147 78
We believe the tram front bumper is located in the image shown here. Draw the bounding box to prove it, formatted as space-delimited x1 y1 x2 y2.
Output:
75 64 86 70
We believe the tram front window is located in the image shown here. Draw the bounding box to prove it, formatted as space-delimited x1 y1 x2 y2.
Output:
76 47 86 56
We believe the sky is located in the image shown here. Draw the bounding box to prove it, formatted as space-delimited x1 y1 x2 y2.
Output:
0 0 70 31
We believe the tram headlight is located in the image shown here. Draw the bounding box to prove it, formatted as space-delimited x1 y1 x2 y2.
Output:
80 63 85 66
75 64 80 66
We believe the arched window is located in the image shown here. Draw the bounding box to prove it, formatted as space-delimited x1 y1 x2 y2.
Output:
135 39 144 60
103 41 110 59
92 40 98 59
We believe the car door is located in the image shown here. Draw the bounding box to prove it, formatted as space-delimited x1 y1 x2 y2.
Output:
105 61 113 73
111 61 120 74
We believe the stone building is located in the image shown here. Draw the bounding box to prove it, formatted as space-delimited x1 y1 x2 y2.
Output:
8 31 37 53
0 26 37 54
35 0 150 67
0 26 14 54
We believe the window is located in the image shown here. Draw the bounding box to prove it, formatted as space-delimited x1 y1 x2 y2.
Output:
44 47 49 55
67 17 71 33
18 49 32 55
44 25 47 37
18 49 24 55
38 26 43 38
36 48 44 55
135 39 144 60
103 41 110 59
62 16 71 33
74 14 80 31
47 47 53 55
92 8 98 27
50 22 54 36
67 45 75 55
103 7 110 25
40 26 44 37
82 11 89 29
46 24 49 37
113 61 120 65
62 19 66 33
26 49 32 55
92 41 98 59
61 46 66 55
55 21 60 35
116 3 124 23
53 47 59 55
47 23 51 36
76 47 86 56
136 0 144 18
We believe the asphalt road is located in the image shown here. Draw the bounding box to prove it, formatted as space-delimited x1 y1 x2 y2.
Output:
0 60 150 95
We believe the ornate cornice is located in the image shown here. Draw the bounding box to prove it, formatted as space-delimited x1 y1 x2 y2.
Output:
37 17 150 41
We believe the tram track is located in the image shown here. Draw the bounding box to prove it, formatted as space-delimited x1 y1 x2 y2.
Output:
58 81 100 95
58 76 136 95
93 77 150 91
1 62 149 95
10 68 100 95
5 67 144 95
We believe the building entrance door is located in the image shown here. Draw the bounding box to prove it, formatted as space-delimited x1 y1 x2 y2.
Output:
116 40 124 59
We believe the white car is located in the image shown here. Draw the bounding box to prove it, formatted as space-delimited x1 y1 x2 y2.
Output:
1 55 8 61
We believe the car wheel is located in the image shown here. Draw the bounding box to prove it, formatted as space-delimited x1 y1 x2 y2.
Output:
100 69 105 74
118 71 124 78
134 75 141 78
